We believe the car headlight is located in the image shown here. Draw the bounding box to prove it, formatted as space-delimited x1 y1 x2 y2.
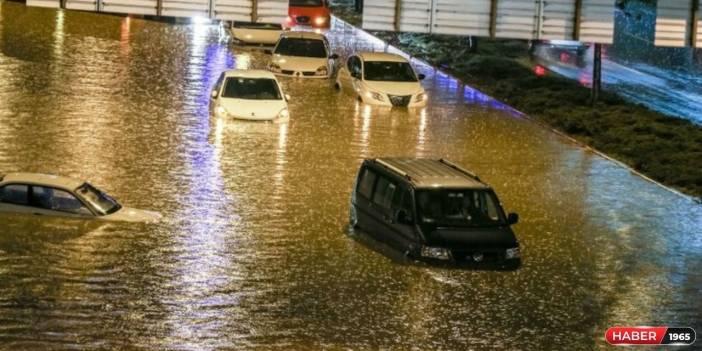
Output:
505 247 520 259
269 63 282 73
314 16 328 26
420 246 452 260
365 91 385 101
315 66 328 76
415 93 427 102
278 108 289 119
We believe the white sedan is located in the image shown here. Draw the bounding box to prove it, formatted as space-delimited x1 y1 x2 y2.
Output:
267 32 338 78
336 52 428 108
211 69 290 121
0 173 161 223
230 22 286 46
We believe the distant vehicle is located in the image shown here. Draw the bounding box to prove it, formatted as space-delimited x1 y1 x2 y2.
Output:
230 22 286 46
529 40 590 68
267 32 338 78
286 0 331 29
336 52 427 108
349 158 521 268
0 173 161 223
211 69 290 121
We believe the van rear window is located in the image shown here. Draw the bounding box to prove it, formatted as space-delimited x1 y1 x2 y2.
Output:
357 168 376 199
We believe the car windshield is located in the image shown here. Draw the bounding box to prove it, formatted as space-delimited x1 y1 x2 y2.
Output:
234 22 282 30
290 0 323 6
274 38 327 58
363 61 417 82
75 183 121 215
221 77 282 100
416 189 505 227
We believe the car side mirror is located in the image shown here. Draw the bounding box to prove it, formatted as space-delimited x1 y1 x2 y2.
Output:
394 209 413 225
417 73 426 80
284 94 291 101
211 90 218 99
329 53 339 60
264 49 273 55
507 213 519 225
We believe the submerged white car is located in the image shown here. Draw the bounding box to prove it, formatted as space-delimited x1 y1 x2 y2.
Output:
336 52 428 108
211 69 289 121
230 22 285 46
267 32 338 78
0 173 161 223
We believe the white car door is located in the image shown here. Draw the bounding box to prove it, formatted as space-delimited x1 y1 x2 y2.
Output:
30 186 95 219
0 184 33 215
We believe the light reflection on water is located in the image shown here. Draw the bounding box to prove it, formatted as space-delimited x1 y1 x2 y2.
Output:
0 3 700 349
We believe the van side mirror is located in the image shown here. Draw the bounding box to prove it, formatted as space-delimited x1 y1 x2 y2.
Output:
211 90 218 99
329 53 339 60
507 213 519 225
417 73 426 80
394 209 413 225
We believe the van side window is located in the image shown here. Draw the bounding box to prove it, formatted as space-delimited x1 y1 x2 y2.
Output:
393 187 412 212
357 168 377 199
32 186 92 216
0 184 29 205
214 73 225 93
372 177 396 209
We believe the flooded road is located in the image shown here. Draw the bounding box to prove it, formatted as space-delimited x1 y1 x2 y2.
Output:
1 3 701 350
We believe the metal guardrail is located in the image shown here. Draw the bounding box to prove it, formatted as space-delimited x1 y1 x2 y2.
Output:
26 0 288 23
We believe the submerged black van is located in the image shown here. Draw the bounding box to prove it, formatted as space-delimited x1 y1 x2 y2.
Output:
349 158 521 268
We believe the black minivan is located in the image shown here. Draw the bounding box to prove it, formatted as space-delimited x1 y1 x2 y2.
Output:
349 158 521 268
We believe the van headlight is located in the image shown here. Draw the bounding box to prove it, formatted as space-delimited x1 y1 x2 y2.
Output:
365 91 385 102
315 66 328 76
421 246 452 260
215 106 228 117
278 108 289 119
269 63 282 73
314 16 328 26
505 247 520 259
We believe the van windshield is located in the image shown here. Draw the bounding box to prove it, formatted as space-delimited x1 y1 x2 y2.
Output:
290 0 324 6
364 61 418 82
275 38 327 58
416 189 505 227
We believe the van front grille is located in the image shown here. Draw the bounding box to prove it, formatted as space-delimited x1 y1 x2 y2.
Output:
389 95 411 107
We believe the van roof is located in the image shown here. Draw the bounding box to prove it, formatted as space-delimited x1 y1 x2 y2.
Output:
280 31 326 40
358 52 408 63
373 158 489 189
223 69 277 79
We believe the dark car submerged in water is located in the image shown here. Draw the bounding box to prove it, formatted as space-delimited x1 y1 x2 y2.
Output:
349 158 521 269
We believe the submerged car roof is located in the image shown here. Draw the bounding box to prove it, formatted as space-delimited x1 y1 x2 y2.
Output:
223 69 277 79
358 52 408 63
279 31 326 40
372 158 489 189
0 172 84 190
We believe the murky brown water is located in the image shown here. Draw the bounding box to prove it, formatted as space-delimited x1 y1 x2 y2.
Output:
0 2 701 349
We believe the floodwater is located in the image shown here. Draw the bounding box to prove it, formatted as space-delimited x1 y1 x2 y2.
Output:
0 3 701 350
